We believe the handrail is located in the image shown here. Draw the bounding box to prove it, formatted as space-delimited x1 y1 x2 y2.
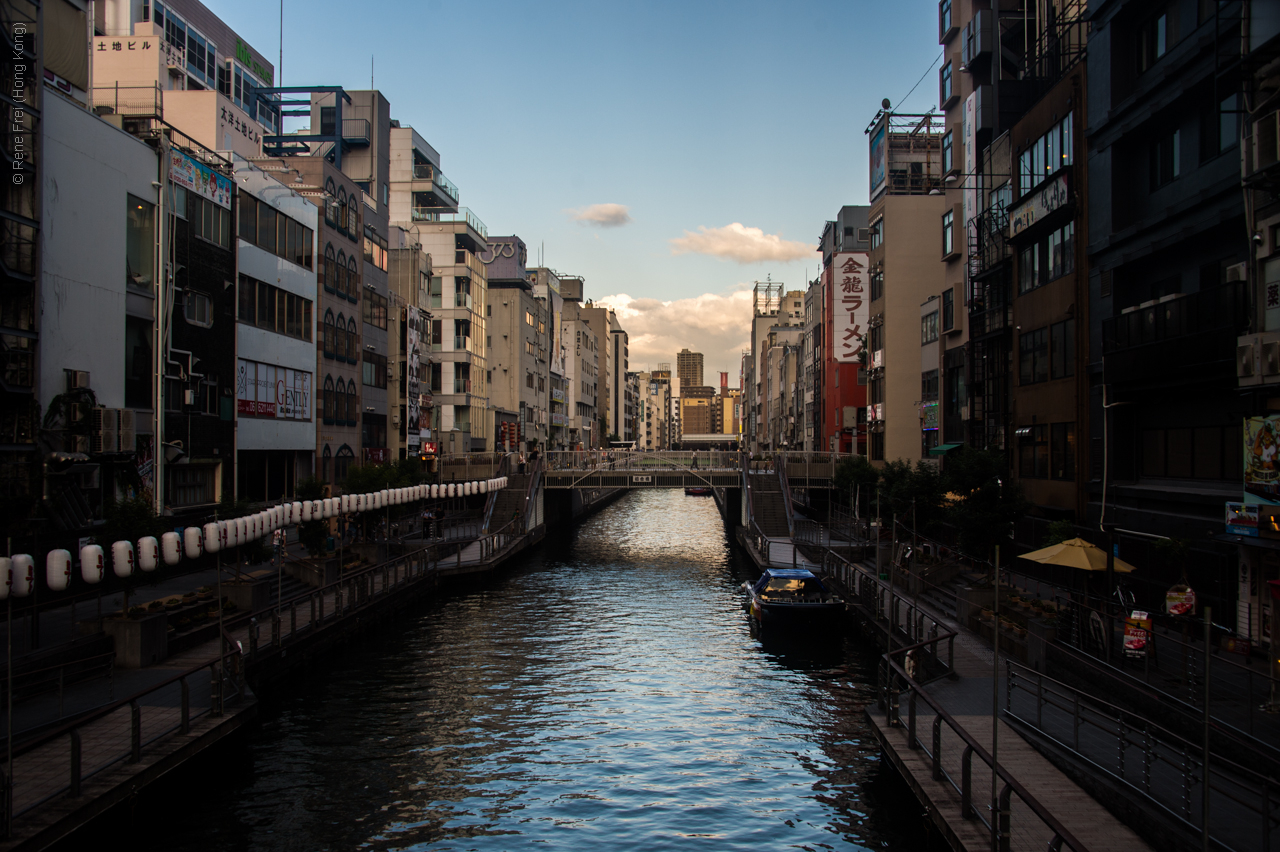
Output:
8 644 242 762
777 456 796 538
880 651 1088 852
1006 660 1280 851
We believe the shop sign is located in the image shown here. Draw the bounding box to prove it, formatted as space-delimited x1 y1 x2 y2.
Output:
421 441 437 456
1009 174 1068 238
920 401 939 431
833 252 869 363
1166 585 1196 617
169 148 232 209
364 448 388 464
235 358 311 420
1124 611 1152 657
1245 415 1280 505
1226 501 1259 536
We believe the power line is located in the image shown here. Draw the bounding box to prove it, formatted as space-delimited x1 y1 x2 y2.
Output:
894 50 944 111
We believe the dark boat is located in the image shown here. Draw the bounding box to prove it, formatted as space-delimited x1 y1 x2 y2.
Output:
684 486 712 495
742 568 843 625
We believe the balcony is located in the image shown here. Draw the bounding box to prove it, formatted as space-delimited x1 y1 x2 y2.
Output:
453 380 472 394
412 164 460 205
342 118 370 146
91 84 163 120
1102 282 1247 386
453 335 471 352
410 207 488 240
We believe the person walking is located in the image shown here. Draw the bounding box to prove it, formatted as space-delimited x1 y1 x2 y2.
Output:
518 452 527 475
272 527 285 566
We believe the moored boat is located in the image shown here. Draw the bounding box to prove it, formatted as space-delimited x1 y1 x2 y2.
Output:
742 568 843 625
684 486 712 495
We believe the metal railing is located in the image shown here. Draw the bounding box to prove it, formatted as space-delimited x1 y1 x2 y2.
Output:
0 653 115 736
1006 661 1279 852
879 645 1086 852
2 644 244 832
541 450 741 471
409 208 487 239
91 84 163 118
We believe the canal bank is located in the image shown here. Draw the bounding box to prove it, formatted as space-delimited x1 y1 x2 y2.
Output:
47 490 934 852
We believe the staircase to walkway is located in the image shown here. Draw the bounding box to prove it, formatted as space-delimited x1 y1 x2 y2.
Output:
748 471 791 537
488 474 529 530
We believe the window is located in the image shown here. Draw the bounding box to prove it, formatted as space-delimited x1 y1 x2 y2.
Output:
1018 113 1074 198
1019 327 1049 384
238 192 313 269
363 231 388 271
323 375 335 423
188 192 230 248
939 0 952 37
869 218 883 250
347 256 359 301
942 131 954 174
869 267 884 301
942 289 955 331
939 61 952 105
1051 423 1076 480
1202 94 1239 162
125 315 152 409
1018 425 1048 478
1050 319 1075 379
942 210 955 257
126 195 155 288
323 244 336 293
362 291 388 330
363 351 388 389
525 309 536 327
184 291 213 327
1019 243 1042 294
526 372 535 389
169 465 216 507
347 317 359 362
362 413 386 449
1048 222 1074 280
1138 7 1174 74
921 369 939 401
237 274 313 342
1141 425 1240 480
1151 129 1181 189
921 311 940 344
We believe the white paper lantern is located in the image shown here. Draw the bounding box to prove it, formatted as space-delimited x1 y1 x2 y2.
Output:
163 531 183 565
199 523 217 554
10 555 34 598
80 545 104 584
112 540 135 578
291 502 303 524
233 517 247 546
479 480 488 494
46 549 72 591
137 537 159 572
184 526 204 559
379 489 389 508
302 500 314 522
323 497 335 518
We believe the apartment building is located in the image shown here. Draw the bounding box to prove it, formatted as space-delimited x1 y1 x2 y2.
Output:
484 237 549 452
637 371 671 451
388 125 489 452
865 111 948 464
387 228 432 460
819 207 871 454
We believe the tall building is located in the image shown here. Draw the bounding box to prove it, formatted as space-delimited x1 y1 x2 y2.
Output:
864 110 948 464
387 229 433 460
637 371 671 451
388 125 489 453
484 236 549 452
819 207 870 453
742 284 803 452
676 348 704 390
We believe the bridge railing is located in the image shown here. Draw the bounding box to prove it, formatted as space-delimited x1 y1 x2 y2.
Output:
542 450 742 471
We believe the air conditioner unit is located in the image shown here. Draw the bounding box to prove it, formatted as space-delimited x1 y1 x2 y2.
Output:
1239 343 1257 378
1264 341 1280 376
1253 111 1280 174
117 409 135 453
391 412 400 426
66 370 90 391
1226 262 1247 283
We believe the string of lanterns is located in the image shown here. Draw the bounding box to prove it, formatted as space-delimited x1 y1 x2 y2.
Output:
0 478 509 600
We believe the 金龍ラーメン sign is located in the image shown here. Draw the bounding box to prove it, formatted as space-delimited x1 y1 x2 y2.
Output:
832 252 869 363
236 359 311 420
169 149 232 209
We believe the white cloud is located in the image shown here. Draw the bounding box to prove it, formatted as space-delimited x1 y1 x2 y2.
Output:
595 289 755 383
567 203 633 227
669 222 816 264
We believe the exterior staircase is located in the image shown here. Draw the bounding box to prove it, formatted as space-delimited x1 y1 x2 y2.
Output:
748 471 791 538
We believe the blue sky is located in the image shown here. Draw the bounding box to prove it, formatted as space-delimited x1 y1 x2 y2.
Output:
211 0 941 377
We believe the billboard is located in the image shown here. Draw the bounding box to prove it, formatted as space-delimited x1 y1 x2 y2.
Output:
169 148 232 209
869 117 888 200
406 307 421 451
235 358 311 420
1245 415 1280 505
832 252 870 363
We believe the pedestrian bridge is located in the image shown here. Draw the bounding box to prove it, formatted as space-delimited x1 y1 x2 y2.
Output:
538 451 839 490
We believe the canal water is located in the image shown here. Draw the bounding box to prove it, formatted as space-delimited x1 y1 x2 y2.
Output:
130 490 930 851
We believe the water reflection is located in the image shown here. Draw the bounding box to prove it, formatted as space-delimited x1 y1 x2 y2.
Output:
120 489 930 851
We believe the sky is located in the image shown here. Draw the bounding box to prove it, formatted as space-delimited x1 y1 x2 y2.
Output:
210 0 942 379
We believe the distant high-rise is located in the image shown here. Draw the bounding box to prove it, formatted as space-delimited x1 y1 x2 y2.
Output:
677 349 703 390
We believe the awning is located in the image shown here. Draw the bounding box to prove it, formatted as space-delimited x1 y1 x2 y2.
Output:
929 443 963 456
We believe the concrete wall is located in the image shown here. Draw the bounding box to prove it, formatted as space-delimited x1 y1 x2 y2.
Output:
40 92 159 414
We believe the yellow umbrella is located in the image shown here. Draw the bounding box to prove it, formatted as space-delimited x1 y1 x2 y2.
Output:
1018 537 1136 573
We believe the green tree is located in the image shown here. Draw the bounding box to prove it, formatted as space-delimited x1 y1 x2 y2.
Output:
940 448 1027 559
97 495 164 547
295 476 330 557
1044 519 1076 546
834 455 880 494
879 459 944 533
